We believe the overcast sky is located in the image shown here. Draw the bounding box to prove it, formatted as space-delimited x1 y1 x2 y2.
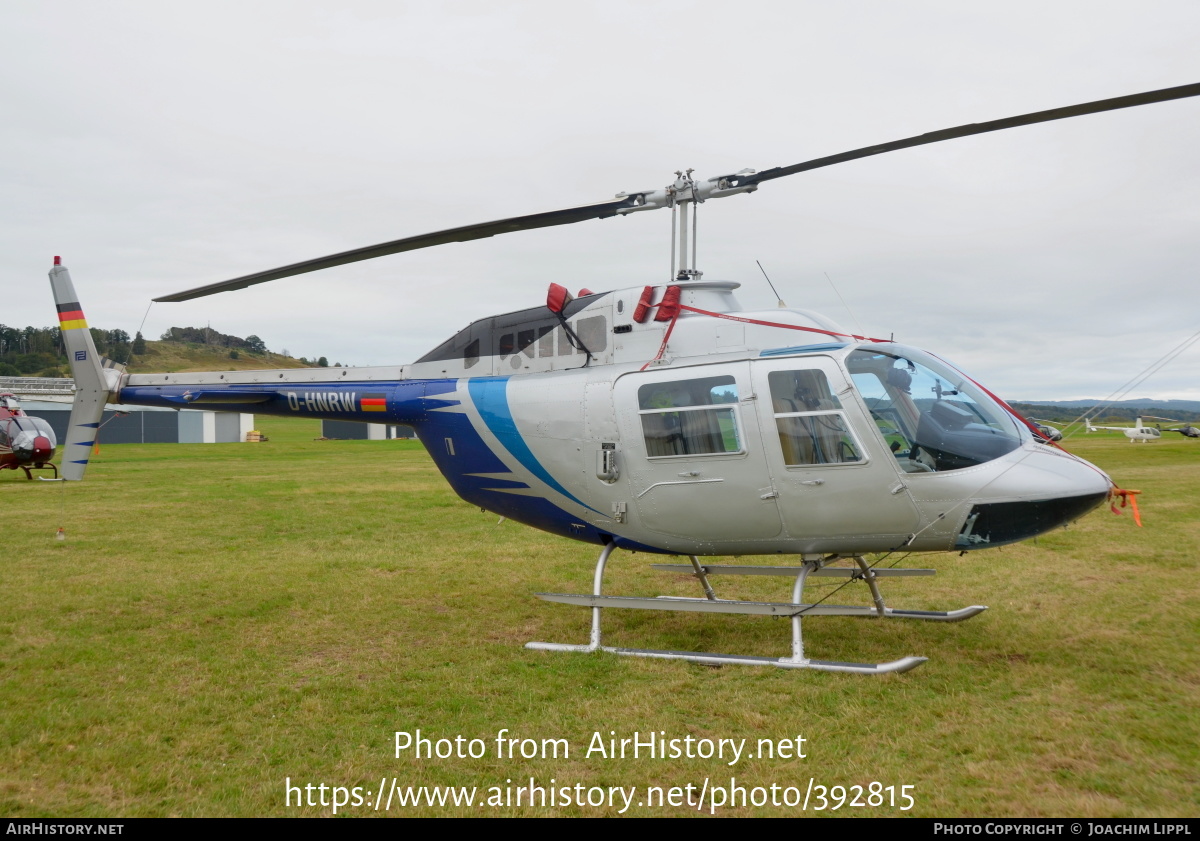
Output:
3 1 1198 401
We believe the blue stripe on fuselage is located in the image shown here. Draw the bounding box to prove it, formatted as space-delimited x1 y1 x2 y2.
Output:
113 376 653 548
467 377 599 514
415 388 613 544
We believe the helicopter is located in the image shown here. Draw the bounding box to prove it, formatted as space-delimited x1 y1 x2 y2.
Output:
1084 417 1162 443
1143 416 1200 439
0 392 58 479
1027 419 1064 443
48 82 1199 674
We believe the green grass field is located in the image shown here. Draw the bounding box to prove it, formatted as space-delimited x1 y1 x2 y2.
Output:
1 419 1196 817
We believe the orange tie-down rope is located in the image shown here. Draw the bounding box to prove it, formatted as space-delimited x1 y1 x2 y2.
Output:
1109 487 1142 527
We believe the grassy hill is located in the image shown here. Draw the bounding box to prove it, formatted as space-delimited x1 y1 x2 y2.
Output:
122 339 318 374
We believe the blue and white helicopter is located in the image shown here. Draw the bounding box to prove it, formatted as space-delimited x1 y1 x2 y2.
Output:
50 83 1199 674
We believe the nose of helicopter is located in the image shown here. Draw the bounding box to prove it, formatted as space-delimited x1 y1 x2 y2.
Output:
12 431 54 464
32 435 54 462
957 445 1112 548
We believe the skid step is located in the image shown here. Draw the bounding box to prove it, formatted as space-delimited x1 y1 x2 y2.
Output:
536 593 986 621
528 548 983 674
651 563 936 578
524 642 928 674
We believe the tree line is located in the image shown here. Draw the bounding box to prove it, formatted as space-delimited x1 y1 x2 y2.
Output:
157 326 266 354
0 323 272 377
1009 402 1199 424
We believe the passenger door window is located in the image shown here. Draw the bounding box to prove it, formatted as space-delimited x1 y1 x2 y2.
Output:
637 375 742 458
767 369 862 465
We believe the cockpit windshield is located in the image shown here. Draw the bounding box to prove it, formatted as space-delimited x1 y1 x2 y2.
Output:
846 347 1025 472
0 416 56 450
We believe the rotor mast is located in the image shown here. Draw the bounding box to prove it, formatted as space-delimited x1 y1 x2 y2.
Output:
615 167 759 282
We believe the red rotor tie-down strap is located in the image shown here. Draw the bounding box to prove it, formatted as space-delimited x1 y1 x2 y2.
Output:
677 305 890 343
1109 488 1143 527
637 303 889 372
639 308 683 371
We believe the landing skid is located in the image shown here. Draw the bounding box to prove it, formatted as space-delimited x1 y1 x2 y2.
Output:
526 546 986 674
8 462 58 480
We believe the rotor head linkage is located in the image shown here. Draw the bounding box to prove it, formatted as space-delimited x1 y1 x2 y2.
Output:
614 168 758 280
613 167 758 214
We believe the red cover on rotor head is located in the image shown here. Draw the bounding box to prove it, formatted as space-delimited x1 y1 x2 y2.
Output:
546 283 573 313
632 286 655 323
654 286 682 322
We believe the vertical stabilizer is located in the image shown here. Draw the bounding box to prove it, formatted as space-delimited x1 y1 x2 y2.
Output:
48 258 119 480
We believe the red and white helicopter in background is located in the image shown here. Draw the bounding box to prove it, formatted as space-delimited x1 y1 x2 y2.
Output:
0 393 58 479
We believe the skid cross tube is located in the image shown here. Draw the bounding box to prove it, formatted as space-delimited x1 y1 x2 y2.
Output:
527 542 617 654
527 549 984 673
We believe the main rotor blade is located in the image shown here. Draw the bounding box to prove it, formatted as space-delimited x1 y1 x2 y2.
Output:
744 82 1200 186
158 82 1200 302
154 196 639 302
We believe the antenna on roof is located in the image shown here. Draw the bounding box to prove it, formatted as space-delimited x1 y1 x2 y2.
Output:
825 272 866 339
755 260 787 308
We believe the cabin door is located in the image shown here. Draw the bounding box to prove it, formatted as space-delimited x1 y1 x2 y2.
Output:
750 357 921 549
615 362 783 542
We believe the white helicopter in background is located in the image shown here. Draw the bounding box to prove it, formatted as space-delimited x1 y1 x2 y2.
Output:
1084 417 1162 442
50 82 1199 674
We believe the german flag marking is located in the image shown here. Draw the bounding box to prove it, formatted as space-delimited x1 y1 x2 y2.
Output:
361 393 387 413
56 302 87 330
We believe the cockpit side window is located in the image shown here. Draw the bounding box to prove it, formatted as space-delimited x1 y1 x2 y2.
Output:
637 375 742 458
768 369 862 466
